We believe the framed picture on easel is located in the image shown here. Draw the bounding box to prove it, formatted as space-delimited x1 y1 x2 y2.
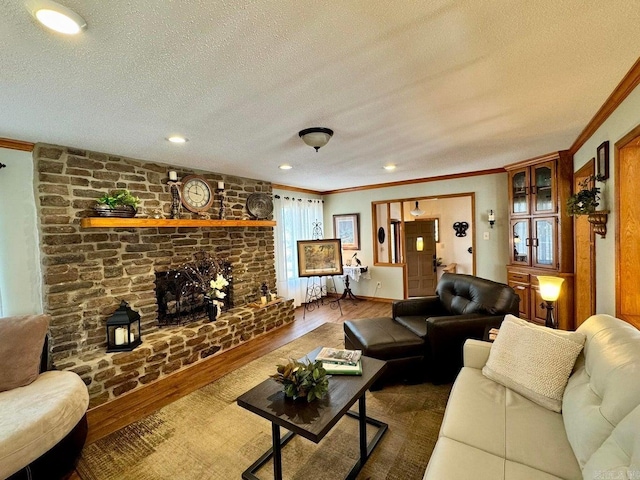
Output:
296 239 343 277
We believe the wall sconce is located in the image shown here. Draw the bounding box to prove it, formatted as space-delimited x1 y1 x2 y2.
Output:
216 181 225 219
416 237 424 251
537 276 564 329
587 211 609 238
488 210 495 229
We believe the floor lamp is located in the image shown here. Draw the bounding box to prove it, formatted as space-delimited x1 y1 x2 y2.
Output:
537 276 565 329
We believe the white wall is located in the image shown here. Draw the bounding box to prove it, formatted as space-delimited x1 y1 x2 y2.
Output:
323 172 509 300
0 148 42 316
573 83 640 315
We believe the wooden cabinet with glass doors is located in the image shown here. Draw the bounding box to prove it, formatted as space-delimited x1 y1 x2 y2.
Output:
505 151 575 330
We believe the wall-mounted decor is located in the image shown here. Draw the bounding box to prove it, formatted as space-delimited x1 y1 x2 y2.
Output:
296 239 344 277
377 227 386 244
333 213 360 250
453 221 469 237
597 141 609 180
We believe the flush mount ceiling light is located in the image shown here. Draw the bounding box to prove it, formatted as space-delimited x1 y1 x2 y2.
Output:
167 135 188 144
410 201 424 217
298 127 333 152
26 0 87 35
383 164 396 171
279 164 293 170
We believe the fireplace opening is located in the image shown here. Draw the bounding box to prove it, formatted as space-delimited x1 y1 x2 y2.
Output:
155 253 233 326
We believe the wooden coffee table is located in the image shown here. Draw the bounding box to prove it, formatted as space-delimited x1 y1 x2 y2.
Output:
237 348 388 480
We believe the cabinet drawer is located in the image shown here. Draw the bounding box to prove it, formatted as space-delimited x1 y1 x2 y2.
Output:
508 272 530 283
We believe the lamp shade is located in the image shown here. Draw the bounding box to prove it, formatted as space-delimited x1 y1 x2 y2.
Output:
299 127 333 151
537 276 564 302
410 201 424 217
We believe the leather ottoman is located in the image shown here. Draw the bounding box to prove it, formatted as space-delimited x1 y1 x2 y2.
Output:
344 317 426 388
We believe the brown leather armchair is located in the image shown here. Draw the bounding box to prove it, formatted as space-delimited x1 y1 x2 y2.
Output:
393 273 520 383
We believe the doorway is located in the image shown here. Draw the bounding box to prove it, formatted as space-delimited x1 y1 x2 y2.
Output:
616 126 640 329
573 160 596 327
405 220 437 296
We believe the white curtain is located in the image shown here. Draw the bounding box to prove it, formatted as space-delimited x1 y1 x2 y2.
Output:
274 195 324 307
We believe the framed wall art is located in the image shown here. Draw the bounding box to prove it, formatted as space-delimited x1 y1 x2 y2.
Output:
597 141 609 180
333 213 360 250
296 239 344 278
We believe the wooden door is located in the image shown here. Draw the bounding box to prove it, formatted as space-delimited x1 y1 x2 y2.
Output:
617 130 640 328
574 160 595 327
405 220 437 297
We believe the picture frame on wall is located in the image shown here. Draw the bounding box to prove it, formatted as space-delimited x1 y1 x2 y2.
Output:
296 239 344 278
333 213 360 250
597 141 609 180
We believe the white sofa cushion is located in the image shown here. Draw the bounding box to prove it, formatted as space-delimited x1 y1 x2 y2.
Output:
439 366 582 479
563 314 640 469
482 315 585 412
0 370 89 479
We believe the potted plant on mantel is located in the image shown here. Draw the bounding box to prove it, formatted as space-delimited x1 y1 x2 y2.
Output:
94 189 140 218
566 174 609 238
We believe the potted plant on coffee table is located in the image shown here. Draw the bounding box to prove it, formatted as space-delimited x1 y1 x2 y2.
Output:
94 189 140 218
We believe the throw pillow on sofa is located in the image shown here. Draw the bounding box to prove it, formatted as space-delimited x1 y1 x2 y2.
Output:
482 314 585 412
0 314 49 392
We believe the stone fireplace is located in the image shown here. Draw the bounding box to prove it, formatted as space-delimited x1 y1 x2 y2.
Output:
33 144 294 408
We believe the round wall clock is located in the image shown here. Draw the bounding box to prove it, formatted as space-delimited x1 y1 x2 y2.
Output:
180 175 214 213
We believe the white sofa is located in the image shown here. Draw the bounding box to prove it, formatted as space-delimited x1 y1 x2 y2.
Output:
424 314 640 480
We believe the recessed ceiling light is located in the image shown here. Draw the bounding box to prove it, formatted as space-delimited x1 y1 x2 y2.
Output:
27 0 87 35
383 164 396 171
279 164 293 170
167 136 188 144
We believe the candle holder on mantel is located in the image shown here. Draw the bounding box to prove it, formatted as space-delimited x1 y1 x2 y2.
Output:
587 211 609 238
217 181 225 219
106 301 142 352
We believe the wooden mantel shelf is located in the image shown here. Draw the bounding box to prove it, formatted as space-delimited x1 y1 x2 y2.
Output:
80 217 276 228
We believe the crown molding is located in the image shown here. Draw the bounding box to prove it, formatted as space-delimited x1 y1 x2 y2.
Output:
570 56 640 155
320 168 505 195
0 138 34 152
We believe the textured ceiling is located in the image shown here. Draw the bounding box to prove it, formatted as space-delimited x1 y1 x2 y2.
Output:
1 1 639 191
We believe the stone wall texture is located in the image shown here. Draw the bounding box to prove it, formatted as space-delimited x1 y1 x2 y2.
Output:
32 143 291 406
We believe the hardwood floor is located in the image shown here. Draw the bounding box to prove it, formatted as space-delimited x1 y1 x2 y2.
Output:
84 299 391 445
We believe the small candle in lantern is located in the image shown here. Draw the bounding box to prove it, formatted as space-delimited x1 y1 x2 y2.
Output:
115 327 126 346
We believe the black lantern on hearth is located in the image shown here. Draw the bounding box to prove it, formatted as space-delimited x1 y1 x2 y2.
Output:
106 301 142 352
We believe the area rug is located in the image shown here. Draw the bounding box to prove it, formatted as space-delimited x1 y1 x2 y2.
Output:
77 323 451 480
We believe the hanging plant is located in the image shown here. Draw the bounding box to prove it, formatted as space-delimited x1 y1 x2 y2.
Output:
566 174 605 216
